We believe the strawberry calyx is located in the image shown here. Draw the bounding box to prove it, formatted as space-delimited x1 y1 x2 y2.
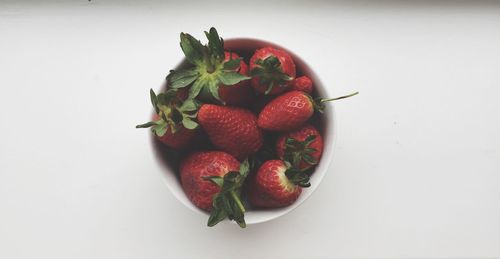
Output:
167 27 250 104
312 91 360 113
204 159 250 228
136 89 200 136
249 56 294 95
283 135 318 168
283 161 312 188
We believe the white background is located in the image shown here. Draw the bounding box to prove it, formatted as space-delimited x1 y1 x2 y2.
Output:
1 1 500 258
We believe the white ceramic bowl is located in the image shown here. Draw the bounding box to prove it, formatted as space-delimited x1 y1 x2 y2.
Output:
150 38 336 225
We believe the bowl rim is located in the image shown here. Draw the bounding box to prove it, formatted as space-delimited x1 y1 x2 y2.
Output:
151 37 337 225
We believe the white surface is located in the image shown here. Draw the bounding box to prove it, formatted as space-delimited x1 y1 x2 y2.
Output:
1 1 500 258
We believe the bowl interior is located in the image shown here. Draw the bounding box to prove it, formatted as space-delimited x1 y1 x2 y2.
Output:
151 38 336 225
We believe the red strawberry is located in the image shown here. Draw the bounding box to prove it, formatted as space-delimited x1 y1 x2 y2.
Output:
218 52 253 105
167 28 251 104
249 47 296 95
180 151 240 211
198 104 263 159
258 91 313 131
291 76 313 94
180 152 251 228
248 160 311 208
258 90 359 131
136 89 200 149
276 124 323 170
151 114 196 149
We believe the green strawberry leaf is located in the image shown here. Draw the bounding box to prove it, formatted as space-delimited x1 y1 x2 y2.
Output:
181 117 198 130
304 135 316 145
174 28 250 103
218 71 250 86
168 68 198 82
180 32 206 65
249 55 294 95
168 69 199 89
285 167 311 188
206 159 250 228
179 99 199 112
204 27 224 62
257 55 279 68
137 87 200 137
304 147 317 153
151 122 168 137
186 113 198 118
138 88 200 136
239 159 250 178
156 90 176 106
189 78 206 99
302 154 317 165
137 89 171 137
283 136 318 169
220 192 234 216
207 204 227 227
208 78 223 103
204 176 224 187
285 138 300 146
135 120 159 129
223 57 243 71
149 89 159 113
264 81 275 95
170 108 184 125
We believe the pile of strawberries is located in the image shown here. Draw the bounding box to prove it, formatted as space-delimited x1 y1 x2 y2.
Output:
137 28 357 228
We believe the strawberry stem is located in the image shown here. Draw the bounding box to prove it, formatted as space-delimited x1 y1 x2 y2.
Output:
206 159 250 228
135 121 158 128
320 91 359 103
312 91 358 113
230 190 245 213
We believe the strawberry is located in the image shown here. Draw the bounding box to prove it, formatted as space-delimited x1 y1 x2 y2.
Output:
291 76 313 94
166 28 251 104
258 90 359 131
180 152 250 227
198 104 263 159
150 114 196 149
248 160 311 208
180 151 240 211
249 47 296 95
217 52 253 105
276 124 323 170
257 90 313 131
136 89 200 149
